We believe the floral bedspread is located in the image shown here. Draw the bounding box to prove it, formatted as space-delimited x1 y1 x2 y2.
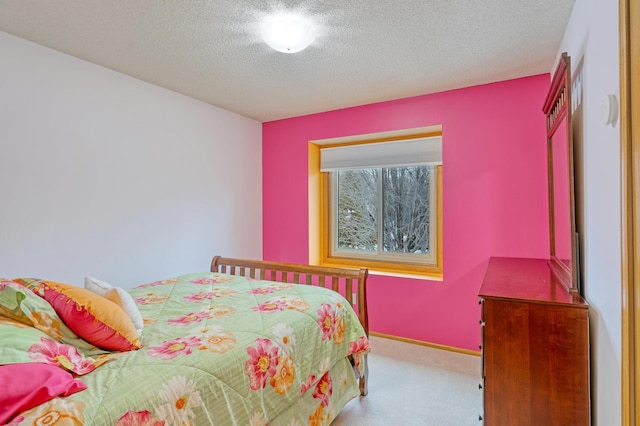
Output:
12 272 370 425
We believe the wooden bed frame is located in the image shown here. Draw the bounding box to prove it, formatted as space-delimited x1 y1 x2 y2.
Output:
211 256 370 395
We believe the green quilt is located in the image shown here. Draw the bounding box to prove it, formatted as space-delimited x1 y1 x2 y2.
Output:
11 272 370 425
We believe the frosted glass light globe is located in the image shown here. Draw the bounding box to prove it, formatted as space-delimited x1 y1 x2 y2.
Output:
261 13 316 53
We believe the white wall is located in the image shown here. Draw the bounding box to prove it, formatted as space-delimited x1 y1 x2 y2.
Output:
0 32 263 288
555 0 621 424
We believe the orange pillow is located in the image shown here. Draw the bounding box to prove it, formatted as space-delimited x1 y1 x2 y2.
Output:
29 280 141 352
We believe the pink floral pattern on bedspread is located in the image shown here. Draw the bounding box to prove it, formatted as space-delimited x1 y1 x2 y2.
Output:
11 272 369 426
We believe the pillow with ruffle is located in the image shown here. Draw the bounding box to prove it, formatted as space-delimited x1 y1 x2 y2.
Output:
84 276 144 336
14 279 141 352
1 279 106 356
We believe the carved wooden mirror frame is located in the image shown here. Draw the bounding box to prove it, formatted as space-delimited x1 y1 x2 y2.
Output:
543 52 579 293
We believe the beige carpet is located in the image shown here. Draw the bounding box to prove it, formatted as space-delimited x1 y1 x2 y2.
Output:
332 335 483 425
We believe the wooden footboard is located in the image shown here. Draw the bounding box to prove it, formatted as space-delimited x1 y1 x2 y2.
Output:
210 256 369 396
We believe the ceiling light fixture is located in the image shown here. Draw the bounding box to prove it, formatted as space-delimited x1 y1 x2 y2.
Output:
260 13 316 53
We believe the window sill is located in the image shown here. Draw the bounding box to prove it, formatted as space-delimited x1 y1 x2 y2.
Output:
319 260 443 282
368 269 443 281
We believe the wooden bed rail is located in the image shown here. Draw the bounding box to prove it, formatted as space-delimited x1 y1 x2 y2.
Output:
211 256 370 395
211 256 369 337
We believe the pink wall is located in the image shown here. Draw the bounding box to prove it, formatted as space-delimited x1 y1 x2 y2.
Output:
262 75 550 351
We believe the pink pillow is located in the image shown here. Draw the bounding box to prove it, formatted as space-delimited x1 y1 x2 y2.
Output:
27 280 141 351
0 363 87 424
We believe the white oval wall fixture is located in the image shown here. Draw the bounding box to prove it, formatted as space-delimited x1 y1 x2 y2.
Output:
601 94 619 127
261 13 316 53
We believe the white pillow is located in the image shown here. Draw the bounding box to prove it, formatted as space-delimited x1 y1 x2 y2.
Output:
84 276 144 336
84 276 112 296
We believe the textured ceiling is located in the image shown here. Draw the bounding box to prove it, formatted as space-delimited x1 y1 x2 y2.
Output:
0 0 575 122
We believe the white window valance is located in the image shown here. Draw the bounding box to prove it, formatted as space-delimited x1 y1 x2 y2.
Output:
319 136 442 172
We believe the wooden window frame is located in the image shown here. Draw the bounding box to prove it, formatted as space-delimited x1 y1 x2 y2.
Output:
320 165 442 277
307 130 443 279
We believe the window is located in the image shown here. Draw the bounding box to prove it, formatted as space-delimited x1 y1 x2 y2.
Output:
317 134 443 277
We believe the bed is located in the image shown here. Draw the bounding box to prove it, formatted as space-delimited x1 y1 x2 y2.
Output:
0 256 370 425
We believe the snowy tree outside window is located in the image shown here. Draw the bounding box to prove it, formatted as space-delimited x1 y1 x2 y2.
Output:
330 165 437 266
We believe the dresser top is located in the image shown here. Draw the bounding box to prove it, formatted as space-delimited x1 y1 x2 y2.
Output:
479 257 587 306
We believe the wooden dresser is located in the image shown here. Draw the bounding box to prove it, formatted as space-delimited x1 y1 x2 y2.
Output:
478 257 590 425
